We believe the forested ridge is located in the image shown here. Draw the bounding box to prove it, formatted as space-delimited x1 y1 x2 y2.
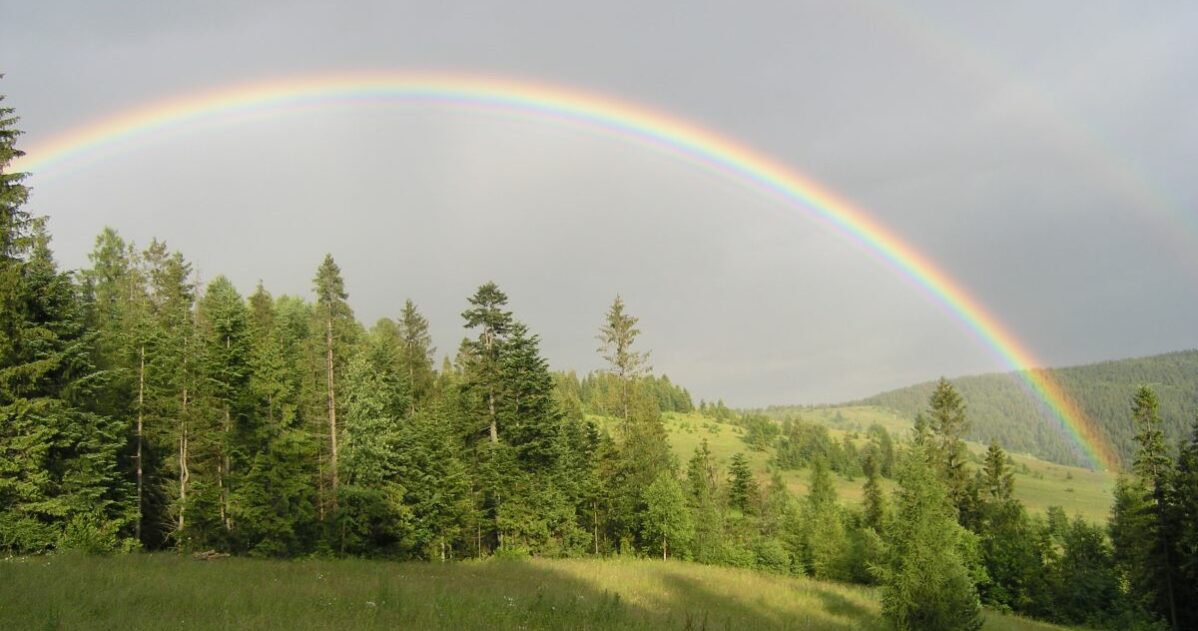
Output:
4 91 1198 630
857 351 1198 468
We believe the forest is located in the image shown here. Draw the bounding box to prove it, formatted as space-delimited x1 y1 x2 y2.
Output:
858 350 1198 468
3 93 1198 631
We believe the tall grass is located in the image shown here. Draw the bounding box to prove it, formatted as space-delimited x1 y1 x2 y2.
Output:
0 554 1078 630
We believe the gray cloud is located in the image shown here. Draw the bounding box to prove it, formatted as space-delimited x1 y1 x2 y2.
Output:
3 0 1196 405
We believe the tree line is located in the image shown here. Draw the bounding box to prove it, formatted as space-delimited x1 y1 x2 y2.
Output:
862 350 1198 468
3 93 1197 630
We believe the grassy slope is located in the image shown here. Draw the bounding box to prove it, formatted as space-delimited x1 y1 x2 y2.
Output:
856 349 1198 467
0 554 1077 630
650 406 1113 523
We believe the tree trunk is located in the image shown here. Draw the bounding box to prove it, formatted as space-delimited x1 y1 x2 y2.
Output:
178 386 189 534
325 315 338 507
593 500 599 555
221 404 231 531
663 533 668 561
488 388 498 444
135 345 145 542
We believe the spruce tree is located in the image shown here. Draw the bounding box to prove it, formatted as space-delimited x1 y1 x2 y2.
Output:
398 299 435 413
1128 386 1179 627
1168 418 1198 629
727 452 758 514
461 282 512 445
596 295 648 422
926 378 980 527
197 276 252 538
862 453 886 532
877 444 984 631
0 103 132 552
312 254 355 511
142 240 198 544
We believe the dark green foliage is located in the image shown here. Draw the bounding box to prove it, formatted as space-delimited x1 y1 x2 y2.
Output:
0 104 132 553
863 350 1198 468
726 452 758 514
641 473 692 559
1 79 1195 631
1116 386 1184 629
927 378 980 528
862 454 886 532
1168 419 1198 629
877 445 984 631
774 416 860 475
398 299 436 411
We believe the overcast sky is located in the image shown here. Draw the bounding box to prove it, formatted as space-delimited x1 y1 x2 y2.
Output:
2 1 1196 406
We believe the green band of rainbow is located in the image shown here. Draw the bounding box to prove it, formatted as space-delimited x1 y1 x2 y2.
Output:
10 71 1117 469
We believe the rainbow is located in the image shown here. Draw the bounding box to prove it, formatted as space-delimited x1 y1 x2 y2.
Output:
9 71 1117 469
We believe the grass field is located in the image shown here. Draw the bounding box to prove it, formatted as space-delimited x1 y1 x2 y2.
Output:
650 405 1114 523
0 553 1080 630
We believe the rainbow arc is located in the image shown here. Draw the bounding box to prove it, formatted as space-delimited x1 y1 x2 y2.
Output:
10 71 1117 470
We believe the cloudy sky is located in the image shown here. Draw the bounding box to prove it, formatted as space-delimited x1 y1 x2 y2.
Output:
3 1 1196 406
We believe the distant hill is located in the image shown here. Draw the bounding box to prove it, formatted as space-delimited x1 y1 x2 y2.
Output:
856 350 1198 469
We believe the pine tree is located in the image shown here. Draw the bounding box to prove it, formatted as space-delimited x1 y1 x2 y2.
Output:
83 228 152 544
862 453 886 532
1127 386 1179 627
596 295 648 422
398 299 436 413
197 276 252 538
142 240 198 544
499 321 561 470
727 452 758 514
980 440 1014 503
312 254 355 514
461 282 512 445
0 102 134 552
926 378 980 527
1168 418 1198 629
877 444 984 631
233 289 317 556
802 459 848 580
685 440 725 563
336 333 408 555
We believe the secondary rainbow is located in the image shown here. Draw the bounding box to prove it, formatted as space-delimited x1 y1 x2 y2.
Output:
10 71 1118 470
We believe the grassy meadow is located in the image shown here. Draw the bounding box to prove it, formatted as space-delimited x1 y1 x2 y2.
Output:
0 553 1081 630
652 406 1114 523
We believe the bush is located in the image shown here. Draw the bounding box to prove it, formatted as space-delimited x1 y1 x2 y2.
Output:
58 515 118 556
753 538 791 575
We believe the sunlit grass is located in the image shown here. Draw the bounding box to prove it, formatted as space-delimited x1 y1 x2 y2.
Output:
655 408 1113 523
0 554 1080 630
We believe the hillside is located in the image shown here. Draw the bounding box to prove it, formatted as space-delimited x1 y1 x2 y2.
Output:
848 350 1198 468
0 554 1079 630
653 410 1113 523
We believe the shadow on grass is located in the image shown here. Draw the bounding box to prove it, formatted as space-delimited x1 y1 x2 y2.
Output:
648 570 887 631
2 554 891 631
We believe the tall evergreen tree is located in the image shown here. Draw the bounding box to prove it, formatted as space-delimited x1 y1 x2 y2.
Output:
312 254 354 513
398 299 436 413
0 103 132 552
727 452 758 514
142 240 198 544
927 378 980 527
862 453 887 532
1168 418 1198 629
196 276 252 538
461 282 512 445
1127 386 1179 628
596 295 648 422
877 444 984 631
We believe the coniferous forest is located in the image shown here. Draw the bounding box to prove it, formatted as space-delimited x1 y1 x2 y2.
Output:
3 92 1198 631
